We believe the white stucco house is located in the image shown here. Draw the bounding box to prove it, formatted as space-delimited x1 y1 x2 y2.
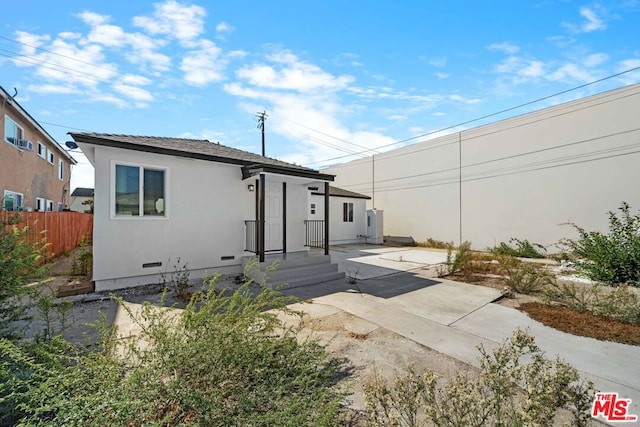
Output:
307 186 370 245
70 133 341 291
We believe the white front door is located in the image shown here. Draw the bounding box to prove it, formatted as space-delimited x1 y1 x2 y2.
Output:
265 182 283 251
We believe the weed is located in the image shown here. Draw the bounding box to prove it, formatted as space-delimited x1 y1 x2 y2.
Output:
498 256 554 295
365 329 594 426
160 257 191 296
421 238 455 249
489 238 547 259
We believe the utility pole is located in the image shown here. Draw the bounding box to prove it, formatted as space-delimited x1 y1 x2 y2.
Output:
256 111 268 156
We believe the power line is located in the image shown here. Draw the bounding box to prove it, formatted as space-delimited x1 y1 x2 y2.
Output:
282 119 381 155
0 51 102 83
335 126 640 189
303 65 640 167
0 35 112 71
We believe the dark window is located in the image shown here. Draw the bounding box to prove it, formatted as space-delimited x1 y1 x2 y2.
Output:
343 202 354 222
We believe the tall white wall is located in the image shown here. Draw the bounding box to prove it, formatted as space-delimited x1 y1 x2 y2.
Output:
326 84 640 250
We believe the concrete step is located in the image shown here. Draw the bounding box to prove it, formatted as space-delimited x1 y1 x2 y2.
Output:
265 262 339 282
276 271 346 289
243 252 331 272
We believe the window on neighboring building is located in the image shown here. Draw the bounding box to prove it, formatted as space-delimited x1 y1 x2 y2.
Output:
114 164 166 217
36 197 45 212
343 202 354 223
37 142 46 159
58 202 64 212
310 203 316 215
46 200 54 212
4 115 23 146
58 159 64 180
3 190 23 211
47 149 54 164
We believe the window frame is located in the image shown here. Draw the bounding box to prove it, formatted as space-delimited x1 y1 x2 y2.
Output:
4 115 24 147
37 142 46 159
3 190 23 211
36 197 45 212
58 159 64 180
310 203 316 215
47 149 54 164
46 200 54 212
110 160 168 220
343 202 354 223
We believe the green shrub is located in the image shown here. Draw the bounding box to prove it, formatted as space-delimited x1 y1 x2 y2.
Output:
499 256 554 295
489 238 547 259
421 238 454 249
2 280 348 426
440 241 472 276
365 329 594 427
562 202 640 286
0 214 47 337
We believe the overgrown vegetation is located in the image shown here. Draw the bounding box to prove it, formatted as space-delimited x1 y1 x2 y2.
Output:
498 256 554 295
438 241 472 277
489 238 547 259
562 201 640 286
0 214 47 337
365 329 594 427
544 282 640 326
0 279 349 426
418 238 454 250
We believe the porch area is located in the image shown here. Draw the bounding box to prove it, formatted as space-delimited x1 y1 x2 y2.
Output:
242 249 344 289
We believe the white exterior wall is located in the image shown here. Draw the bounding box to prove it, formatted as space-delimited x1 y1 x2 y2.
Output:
81 145 317 291
70 196 91 212
325 84 640 250
308 194 367 244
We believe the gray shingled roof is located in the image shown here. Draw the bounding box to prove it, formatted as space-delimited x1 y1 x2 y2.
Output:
69 133 322 173
71 187 94 197
312 186 371 199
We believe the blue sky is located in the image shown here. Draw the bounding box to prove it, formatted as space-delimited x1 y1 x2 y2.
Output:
1 0 639 191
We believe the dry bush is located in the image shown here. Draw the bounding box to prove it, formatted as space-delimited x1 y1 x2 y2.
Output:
364 329 594 427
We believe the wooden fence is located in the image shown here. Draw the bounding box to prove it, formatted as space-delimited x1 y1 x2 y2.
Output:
1 211 93 260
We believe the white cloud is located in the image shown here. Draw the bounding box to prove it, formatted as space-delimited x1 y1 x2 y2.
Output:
564 6 607 33
112 82 154 104
520 60 545 78
424 56 447 67
408 126 424 133
14 31 118 86
121 74 152 85
133 0 207 46
236 50 354 93
583 53 608 67
216 21 235 38
389 114 407 120
487 41 520 54
616 58 640 85
548 63 596 83
27 84 78 94
449 94 482 105
435 72 450 79
180 39 225 86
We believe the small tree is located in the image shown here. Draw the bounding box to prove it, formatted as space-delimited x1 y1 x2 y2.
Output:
0 214 47 337
562 202 640 286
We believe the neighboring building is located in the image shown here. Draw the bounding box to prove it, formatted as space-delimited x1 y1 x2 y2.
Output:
70 133 340 291
70 187 94 213
308 186 370 245
1 86 76 211
325 83 640 249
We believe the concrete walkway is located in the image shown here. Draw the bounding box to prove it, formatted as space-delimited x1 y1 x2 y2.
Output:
288 245 640 422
